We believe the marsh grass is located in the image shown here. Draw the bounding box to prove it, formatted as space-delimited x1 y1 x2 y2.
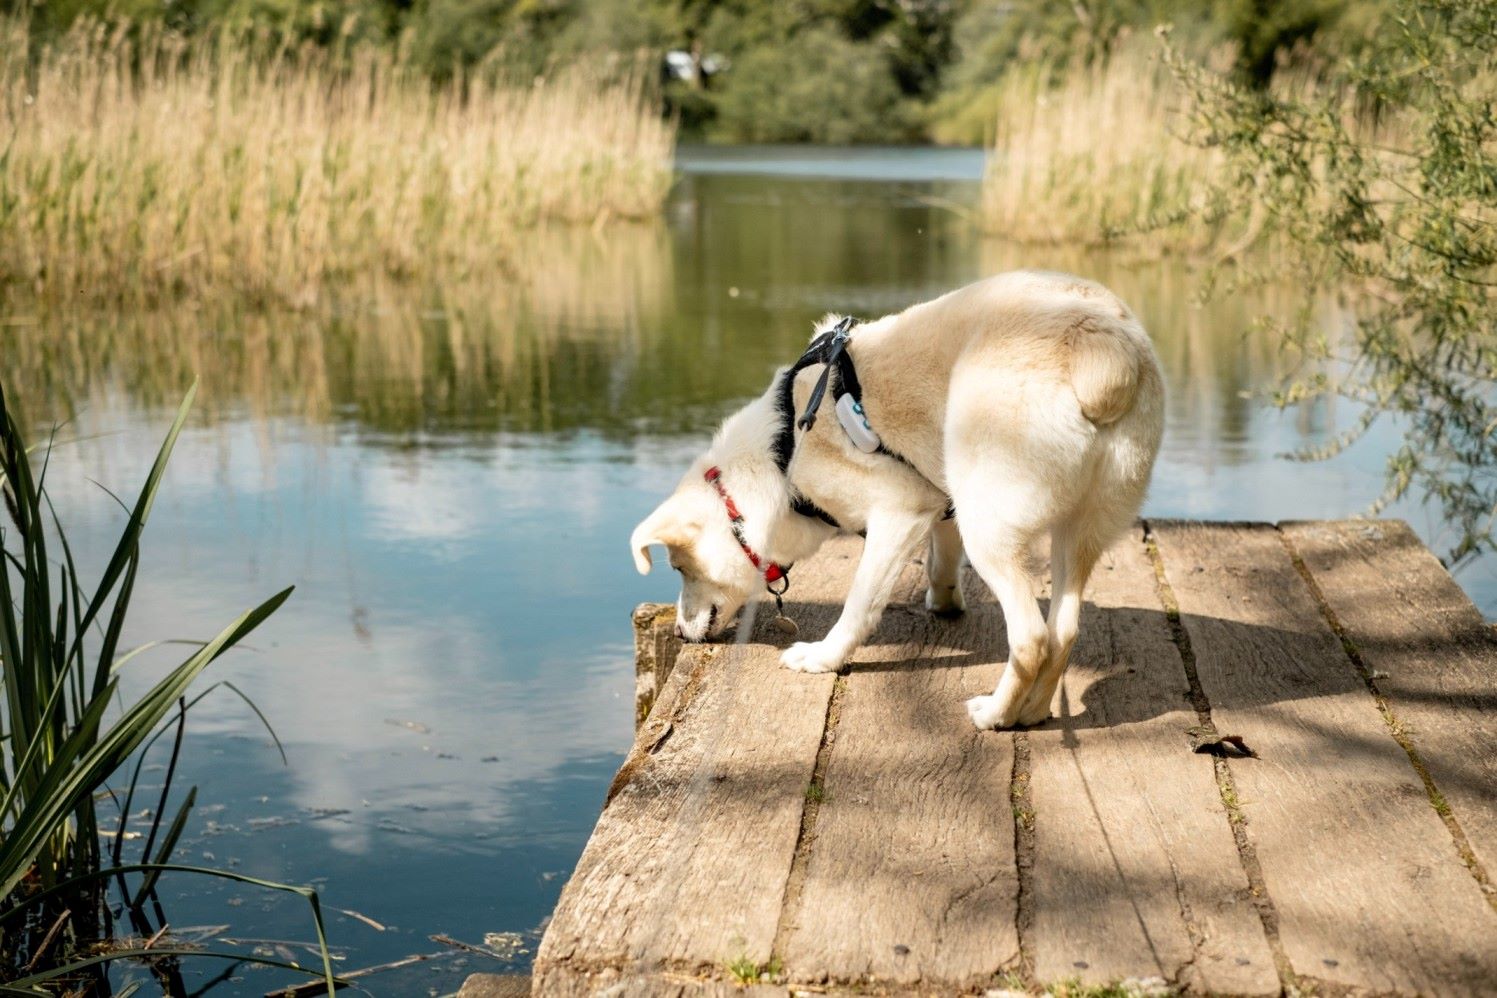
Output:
980 44 1231 251
980 41 1410 256
0 15 675 306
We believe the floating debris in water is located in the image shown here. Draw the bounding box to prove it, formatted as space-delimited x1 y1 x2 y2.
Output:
375 819 417 835
385 718 432 734
248 815 298 830
329 905 388 932
305 807 351 820
481 932 531 960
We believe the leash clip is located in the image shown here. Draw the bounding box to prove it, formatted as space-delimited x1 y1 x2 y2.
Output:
797 317 855 432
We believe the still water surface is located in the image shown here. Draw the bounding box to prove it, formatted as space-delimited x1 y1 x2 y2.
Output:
6 145 1487 994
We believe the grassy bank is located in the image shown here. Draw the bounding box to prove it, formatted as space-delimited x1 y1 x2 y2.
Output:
0 17 675 306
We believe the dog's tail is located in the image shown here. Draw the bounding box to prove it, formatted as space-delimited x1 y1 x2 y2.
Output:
1067 318 1143 426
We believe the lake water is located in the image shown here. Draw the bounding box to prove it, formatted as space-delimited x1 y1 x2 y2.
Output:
4 145 1489 995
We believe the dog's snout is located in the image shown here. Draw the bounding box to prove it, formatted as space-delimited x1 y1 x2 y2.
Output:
674 622 686 640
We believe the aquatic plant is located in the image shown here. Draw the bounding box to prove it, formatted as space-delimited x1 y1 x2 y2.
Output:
0 381 337 993
0 14 675 307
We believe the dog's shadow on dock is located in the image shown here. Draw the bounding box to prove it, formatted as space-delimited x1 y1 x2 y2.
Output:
744 585 1497 738
722 589 1497 813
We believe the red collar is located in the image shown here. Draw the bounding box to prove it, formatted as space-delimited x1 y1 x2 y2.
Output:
704 466 789 588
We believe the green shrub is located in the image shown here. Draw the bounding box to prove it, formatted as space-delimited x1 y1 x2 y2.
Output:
712 26 912 144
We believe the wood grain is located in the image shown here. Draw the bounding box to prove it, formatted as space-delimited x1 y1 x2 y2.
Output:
780 561 1020 988
1153 520 1497 994
633 602 682 726
1282 519 1497 875
1027 528 1278 994
532 967 788 997
534 540 858 992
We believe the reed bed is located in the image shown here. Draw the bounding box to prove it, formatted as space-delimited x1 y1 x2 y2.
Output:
980 45 1229 251
979 43 1408 255
0 17 676 306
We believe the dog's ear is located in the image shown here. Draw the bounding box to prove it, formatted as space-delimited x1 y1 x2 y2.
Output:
630 501 698 575
630 516 660 575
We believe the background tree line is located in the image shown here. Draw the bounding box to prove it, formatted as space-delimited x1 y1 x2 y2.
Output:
12 0 1387 144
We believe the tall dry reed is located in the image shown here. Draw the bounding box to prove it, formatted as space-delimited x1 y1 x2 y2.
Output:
0 17 676 306
979 43 1400 255
980 44 1231 251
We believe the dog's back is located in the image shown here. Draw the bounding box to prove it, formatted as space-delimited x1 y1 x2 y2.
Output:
854 270 1163 514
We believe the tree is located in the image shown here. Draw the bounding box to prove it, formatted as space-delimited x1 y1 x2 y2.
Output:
1169 0 1497 561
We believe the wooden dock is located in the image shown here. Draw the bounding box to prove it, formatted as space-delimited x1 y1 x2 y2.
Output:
533 521 1497 996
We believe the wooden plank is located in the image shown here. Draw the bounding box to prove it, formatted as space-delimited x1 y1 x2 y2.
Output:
534 539 858 993
1281 519 1497 876
633 602 683 726
1152 520 1497 994
455 974 531 998
1027 529 1278 994
780 560 1021 988
532 968 787 997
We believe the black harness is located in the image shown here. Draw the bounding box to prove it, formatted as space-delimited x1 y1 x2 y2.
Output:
771 317 954 529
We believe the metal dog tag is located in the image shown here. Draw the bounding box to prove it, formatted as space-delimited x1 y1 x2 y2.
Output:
835 393 881 454
771 614 799 637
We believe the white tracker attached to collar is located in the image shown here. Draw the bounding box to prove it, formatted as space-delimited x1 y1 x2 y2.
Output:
835 393 882 454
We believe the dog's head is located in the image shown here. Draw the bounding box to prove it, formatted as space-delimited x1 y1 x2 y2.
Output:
630 476 762 642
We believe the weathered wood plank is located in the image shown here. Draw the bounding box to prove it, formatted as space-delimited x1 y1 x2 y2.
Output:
1282 519 1497 877
781 561 1021 988
633 602 682 726
455 974 530 998
1152 520 1497 994
531 967 787 997
1027 529 1278 994
534 539 858 992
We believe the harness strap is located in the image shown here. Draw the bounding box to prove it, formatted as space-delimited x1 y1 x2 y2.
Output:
776 320 957 523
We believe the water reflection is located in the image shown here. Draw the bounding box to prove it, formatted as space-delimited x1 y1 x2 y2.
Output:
0 147 1485 995
5 223 673 436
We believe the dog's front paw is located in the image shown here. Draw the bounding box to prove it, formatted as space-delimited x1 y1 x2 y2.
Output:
1015 698 1052 726
1016 684 1055 726
925 584 966 617
966 694 1016 731
781 641 846 675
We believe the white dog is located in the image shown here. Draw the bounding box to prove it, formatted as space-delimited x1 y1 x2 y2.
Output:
630 271 1164 729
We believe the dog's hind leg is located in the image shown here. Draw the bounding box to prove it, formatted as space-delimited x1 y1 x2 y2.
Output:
781 509 932 675
925 516 966 616
956 502 1050 730
1015 526 1103 725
